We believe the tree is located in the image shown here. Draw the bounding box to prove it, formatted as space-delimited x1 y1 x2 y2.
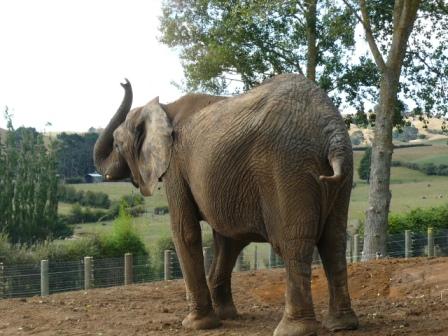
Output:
342 0 448 259
160 0 375 107
0 111 72 243
358 147 372 183
56 132 99 179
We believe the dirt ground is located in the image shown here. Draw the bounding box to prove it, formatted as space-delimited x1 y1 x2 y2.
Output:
0 257 447 336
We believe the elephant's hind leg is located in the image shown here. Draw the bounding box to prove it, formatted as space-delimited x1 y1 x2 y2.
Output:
208 231 248 319
317 185 358 331
274 217 320 336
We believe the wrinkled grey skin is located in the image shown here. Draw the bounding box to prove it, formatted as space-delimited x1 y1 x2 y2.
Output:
94 74 358 336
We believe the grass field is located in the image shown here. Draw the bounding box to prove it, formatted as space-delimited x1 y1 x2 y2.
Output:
70 142 448 249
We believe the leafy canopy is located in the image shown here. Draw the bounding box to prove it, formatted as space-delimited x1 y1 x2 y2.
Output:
160 0 378 109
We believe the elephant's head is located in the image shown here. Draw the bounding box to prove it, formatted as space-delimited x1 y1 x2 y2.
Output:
94 80 173 196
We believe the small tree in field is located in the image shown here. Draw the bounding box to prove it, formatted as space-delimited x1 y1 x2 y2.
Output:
358 147 372 183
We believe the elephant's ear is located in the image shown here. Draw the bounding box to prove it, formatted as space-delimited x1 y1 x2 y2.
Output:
139 97 173 196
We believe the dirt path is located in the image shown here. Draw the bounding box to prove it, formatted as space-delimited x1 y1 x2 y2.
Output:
0 258 447 336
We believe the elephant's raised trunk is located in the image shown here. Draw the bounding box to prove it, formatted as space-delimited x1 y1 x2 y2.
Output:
93 79 133 180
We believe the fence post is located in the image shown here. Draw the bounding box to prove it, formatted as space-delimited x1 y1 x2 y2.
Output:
124 253 133 285
427 227 434 257
353 234 359 262
269 245 276 268
234 252 243 272
346 236 352 264
164 250 172 280
203 247 211 276
405 230 411 259
253 245 258 270
0 262 4 299
41 260 49 296
84 256 93 290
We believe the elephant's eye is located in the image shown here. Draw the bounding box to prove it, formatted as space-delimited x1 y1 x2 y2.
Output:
115 143 120 152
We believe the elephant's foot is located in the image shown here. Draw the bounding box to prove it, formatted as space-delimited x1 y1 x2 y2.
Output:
323 309 358 331
182 310 222 330
214 303 239 320
273 317 319 336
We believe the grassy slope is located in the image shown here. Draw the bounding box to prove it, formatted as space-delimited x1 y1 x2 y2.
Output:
72 142 448 249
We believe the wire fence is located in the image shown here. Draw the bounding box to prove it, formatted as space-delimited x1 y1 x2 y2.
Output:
0 229 447 299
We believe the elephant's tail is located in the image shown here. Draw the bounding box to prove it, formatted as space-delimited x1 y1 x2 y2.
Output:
319 157 343 183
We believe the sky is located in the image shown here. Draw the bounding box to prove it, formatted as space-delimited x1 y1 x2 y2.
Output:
0 0 184 132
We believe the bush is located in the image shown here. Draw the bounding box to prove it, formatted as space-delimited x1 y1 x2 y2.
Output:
58 185 111 208
58 204 110 225
64 177 84 184
391 160 448 176
99 204 147 258
350 130 365 146
389 204 448 234
393 125 419 142
0 233 102 265
358 147 372 183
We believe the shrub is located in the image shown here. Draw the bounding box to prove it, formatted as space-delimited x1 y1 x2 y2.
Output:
58 185 111 208
358 147 372 183
64 177 84 184
350 130 365 146
99 204 147 258
390 160 448 176
389 204 448 234
392 125 419 142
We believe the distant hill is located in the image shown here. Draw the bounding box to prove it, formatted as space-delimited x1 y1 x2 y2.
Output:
349 117 448 146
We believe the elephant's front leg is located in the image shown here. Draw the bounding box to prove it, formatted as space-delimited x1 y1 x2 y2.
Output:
208 230 248 319
166 180 221 330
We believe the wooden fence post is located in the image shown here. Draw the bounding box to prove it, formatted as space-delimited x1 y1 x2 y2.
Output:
84 256 93 290
427 227 434 257
269 245 276 268
253 245 258 270
164 250 172 280
405 230 411 259
124 253 133 285
353 234 359 263
41 260 49 296
234 252 243 272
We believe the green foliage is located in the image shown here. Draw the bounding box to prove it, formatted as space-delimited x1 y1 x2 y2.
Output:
393 125 419 142
391 160 448 176
389 204 448 234
0 112 72 244
0 233 101 265
358 147 372 183
350 130 365 146
58 185 111 208
55 132 98 179
160 0 371 106
99 204 147 258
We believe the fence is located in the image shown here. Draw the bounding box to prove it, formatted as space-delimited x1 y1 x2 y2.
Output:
0 228 447 299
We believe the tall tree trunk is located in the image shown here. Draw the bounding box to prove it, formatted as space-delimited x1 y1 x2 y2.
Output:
361 0 421 260
362 73 398 259
305 0 317 81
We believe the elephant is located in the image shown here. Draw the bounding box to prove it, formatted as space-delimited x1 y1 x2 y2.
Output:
94 73 358 336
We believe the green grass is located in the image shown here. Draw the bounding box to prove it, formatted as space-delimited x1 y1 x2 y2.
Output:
411 154 448 165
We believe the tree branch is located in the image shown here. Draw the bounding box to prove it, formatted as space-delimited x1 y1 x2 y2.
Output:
342 0 387 72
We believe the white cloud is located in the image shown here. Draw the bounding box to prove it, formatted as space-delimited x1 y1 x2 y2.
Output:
0 0 183 132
